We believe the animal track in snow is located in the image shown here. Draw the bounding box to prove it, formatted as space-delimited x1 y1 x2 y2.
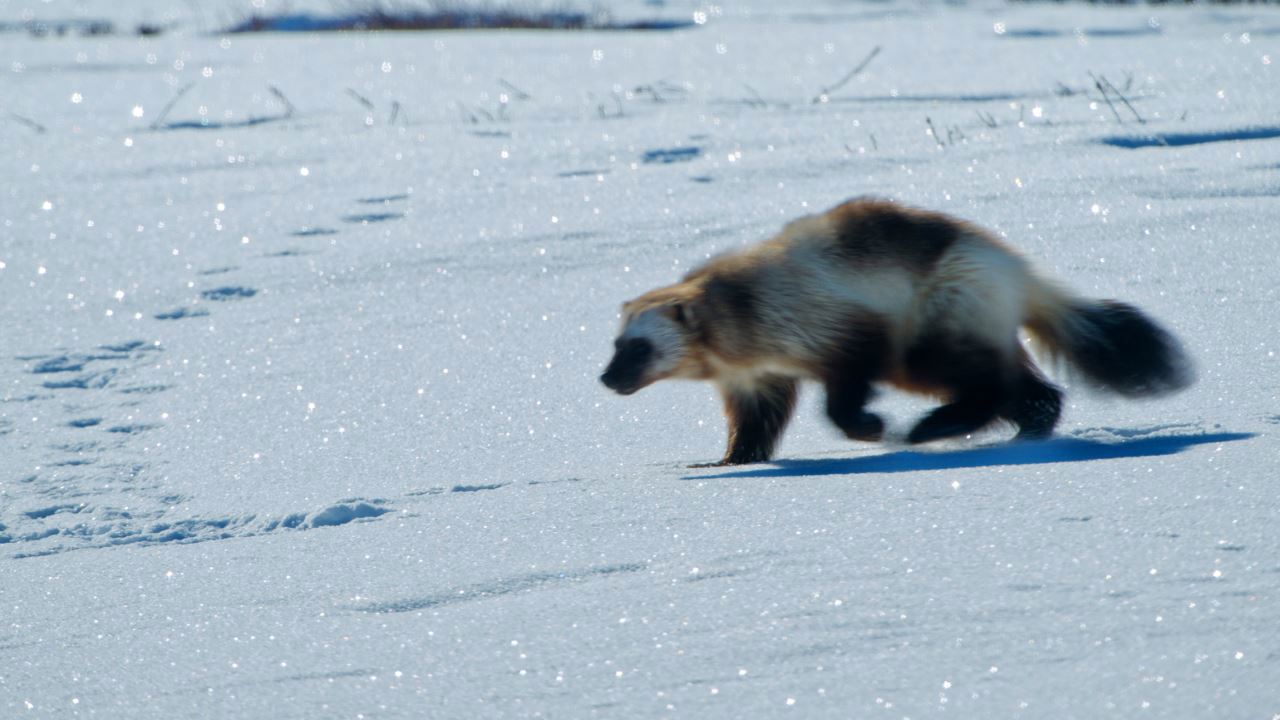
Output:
24 343 152 390
999 25 1159 39
32 356 92 374
3 498 396 558
101 340 148 353
105 423 160 434
200 286 258 301
557 169 610 178
308 501 391 527
404 487 447 497
341 212 404 224
5 338 172 557
42 369 117 390
23 503 87 520
527 477 591 486
118 384 171 395
291 227 338 237
451 483 508 493
357 193 409 204
641 146 701 164
155 307 210 320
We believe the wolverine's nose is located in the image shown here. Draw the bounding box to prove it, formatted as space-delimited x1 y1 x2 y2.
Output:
600 371 630 394
601 375 638 395
601 338 653 394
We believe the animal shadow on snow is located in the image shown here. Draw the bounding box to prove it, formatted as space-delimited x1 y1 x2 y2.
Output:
689 431 1254 480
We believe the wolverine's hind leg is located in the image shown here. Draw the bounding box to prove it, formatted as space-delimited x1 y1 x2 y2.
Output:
705 374 798 466
1000 354 1063 440
903 335 1011 444
903 254 1026 444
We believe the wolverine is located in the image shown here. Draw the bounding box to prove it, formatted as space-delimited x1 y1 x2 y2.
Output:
600 198 1194 466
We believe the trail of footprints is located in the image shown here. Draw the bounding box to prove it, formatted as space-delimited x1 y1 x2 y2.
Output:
3 338 176 556
1 192 415 558
152 192 409 322
1 338 399 557
0 189 593 558
1 332 579 556
1 416 585 557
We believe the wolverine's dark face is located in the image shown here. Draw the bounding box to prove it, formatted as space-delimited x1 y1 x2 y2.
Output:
601 300 694 395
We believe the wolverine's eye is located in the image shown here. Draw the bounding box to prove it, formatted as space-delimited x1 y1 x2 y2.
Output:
672 303 687 325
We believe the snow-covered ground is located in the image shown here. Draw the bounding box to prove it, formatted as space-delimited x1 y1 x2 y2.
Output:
3 0 1278 716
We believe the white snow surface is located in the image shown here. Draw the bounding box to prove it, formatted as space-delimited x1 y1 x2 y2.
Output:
3 0 1279 717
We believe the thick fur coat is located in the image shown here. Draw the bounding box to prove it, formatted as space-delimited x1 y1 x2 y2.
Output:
601 198 1194 465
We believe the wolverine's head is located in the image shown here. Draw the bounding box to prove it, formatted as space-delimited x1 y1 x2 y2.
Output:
601 287 704 395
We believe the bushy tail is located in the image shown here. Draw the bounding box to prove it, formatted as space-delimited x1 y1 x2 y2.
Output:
1024 278 1194 397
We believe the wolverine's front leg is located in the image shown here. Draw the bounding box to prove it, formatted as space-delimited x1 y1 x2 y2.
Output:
823 375 884 442
821 326 888 442
702 375 797 466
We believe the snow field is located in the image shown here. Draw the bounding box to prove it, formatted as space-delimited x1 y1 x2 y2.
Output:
2 0 1278 716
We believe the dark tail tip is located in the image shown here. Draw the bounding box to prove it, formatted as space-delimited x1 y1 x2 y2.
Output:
1067 300 1194 397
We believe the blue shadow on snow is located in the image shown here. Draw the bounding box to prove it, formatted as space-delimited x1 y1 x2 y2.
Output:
688 432 1254 480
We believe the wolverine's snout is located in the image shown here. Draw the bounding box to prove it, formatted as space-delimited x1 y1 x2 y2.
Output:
601 337 654 395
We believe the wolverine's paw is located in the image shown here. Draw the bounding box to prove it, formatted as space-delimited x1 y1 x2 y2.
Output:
841 412 885 442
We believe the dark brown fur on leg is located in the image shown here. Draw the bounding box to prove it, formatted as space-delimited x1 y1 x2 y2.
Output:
706 375 797 466
904 335 1010 444
822 323 888 442
826 384 884 441
1001 361 1063 440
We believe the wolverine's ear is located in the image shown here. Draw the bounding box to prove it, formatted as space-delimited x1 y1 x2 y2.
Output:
672 303 687 325
670 301 703 334
668 302 691 326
